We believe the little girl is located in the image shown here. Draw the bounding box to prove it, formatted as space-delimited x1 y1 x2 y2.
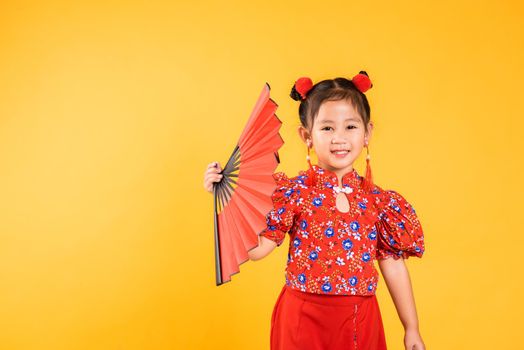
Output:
203 72 426 350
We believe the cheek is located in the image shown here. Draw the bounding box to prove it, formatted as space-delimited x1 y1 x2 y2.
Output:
311 137 331 153
349 134 366 150
311 132 328 146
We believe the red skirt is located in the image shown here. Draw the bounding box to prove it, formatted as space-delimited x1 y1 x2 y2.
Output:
270 284 387 350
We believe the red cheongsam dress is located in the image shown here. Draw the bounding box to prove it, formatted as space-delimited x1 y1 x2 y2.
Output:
258 164 425 350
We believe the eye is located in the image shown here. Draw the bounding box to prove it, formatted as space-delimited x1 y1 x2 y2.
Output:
321 127 333 131
347 125 357 129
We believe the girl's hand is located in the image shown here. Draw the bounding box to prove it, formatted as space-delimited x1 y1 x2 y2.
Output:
404 328 426 350
203 161 223 193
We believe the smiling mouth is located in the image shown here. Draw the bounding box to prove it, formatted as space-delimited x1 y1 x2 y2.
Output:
331 150 350 154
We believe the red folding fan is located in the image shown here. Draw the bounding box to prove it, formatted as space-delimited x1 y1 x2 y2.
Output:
213 83 284 286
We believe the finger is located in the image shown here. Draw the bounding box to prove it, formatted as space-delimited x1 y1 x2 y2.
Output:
206 162 222 171
205 174 223 183
204 174 223 188
205 167 222 175
206 167 222 173
207 162 221 169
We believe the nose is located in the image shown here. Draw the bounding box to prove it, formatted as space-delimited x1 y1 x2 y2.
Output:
331 132 348 144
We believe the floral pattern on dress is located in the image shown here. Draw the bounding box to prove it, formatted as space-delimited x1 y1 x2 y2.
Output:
258 164 425 296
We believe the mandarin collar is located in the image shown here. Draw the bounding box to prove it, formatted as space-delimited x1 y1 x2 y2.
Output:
305 164 362 190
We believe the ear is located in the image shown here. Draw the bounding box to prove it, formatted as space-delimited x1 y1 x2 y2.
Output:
365 121 374 145
297 125 311 145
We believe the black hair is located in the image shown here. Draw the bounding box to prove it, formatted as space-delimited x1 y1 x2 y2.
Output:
290 71 372 133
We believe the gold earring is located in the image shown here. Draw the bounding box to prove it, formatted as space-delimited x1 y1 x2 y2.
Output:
363 141 374 192
306 139 313 169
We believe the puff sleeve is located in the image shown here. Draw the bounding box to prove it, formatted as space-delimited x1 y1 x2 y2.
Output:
258 172 300 247
374 189 425 260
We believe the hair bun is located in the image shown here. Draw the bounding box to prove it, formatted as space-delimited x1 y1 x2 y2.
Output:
290 77 313 101
352 71 373 93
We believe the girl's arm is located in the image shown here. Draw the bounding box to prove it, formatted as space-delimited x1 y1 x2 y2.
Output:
378 257 426 350
248 236 277 261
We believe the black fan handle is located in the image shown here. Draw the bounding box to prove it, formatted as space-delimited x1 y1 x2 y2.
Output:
213 167 223 286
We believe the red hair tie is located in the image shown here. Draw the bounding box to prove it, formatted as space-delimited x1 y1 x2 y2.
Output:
293 71 372 101
294 77 313 100
352 71 373 93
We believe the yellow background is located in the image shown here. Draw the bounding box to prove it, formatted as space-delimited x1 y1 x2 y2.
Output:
0 1 522 349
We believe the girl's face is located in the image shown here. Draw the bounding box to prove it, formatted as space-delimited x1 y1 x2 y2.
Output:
303 99 372 180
